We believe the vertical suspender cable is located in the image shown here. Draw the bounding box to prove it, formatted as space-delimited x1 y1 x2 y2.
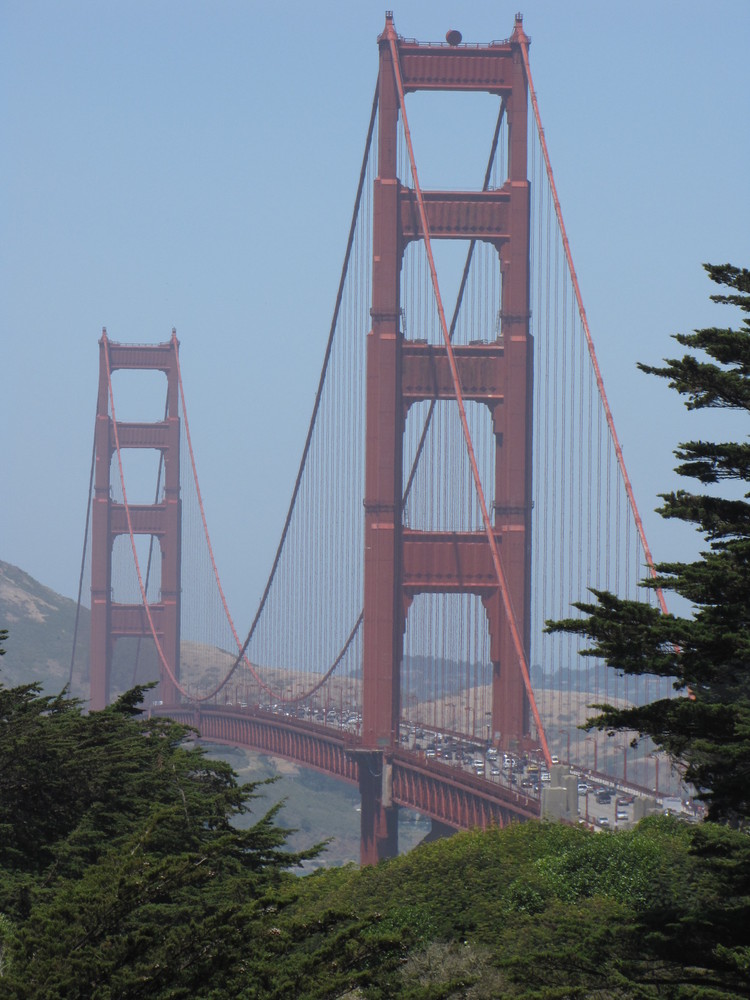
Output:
68 422 97 692
186 83 379 701
518 39 667 615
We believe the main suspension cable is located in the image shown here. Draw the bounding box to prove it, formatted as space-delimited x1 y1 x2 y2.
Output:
68 418 97 693
193 80 380 703
131 393 169 688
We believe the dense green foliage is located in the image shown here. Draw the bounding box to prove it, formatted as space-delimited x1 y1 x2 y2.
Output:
1 627 750 997
0 652 320 997
548 264 750 826
270 819 749 998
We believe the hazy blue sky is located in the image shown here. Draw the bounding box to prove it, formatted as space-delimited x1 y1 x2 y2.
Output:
2 1 749 626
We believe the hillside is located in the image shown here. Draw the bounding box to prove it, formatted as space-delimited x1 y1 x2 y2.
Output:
0 560 89 696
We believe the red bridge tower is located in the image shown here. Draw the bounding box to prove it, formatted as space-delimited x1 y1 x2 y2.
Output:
360 14 533 863
90 332 181 709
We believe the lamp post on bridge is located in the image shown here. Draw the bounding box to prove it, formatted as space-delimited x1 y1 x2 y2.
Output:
614 743 628 784
447 701 456 736
558 728 570 764
584 735 598 774
648 752 660 796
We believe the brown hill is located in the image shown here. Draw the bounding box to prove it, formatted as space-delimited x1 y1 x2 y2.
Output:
0 560 89 697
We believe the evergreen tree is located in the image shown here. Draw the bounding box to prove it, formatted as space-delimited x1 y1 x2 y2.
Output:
548 263 750 826
1 628 749 997
0 663 321 997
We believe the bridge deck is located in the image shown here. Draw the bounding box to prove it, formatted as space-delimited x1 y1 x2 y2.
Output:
154 704 542 833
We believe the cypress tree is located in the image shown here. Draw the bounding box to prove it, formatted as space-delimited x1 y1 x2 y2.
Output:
548 264 750 826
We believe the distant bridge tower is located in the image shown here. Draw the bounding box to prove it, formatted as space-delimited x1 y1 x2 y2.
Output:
360 14 532 863
90 332 181 709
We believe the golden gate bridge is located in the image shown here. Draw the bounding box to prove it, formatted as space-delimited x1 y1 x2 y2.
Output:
72 13 675 864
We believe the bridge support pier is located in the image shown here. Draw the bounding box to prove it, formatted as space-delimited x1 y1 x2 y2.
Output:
358 752 398 866
418 819 457 848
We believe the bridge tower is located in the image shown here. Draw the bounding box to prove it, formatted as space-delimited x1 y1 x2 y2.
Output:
360 14 532 863
90 332 181 709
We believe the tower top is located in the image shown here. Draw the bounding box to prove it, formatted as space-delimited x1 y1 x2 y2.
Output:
511 12 529 45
